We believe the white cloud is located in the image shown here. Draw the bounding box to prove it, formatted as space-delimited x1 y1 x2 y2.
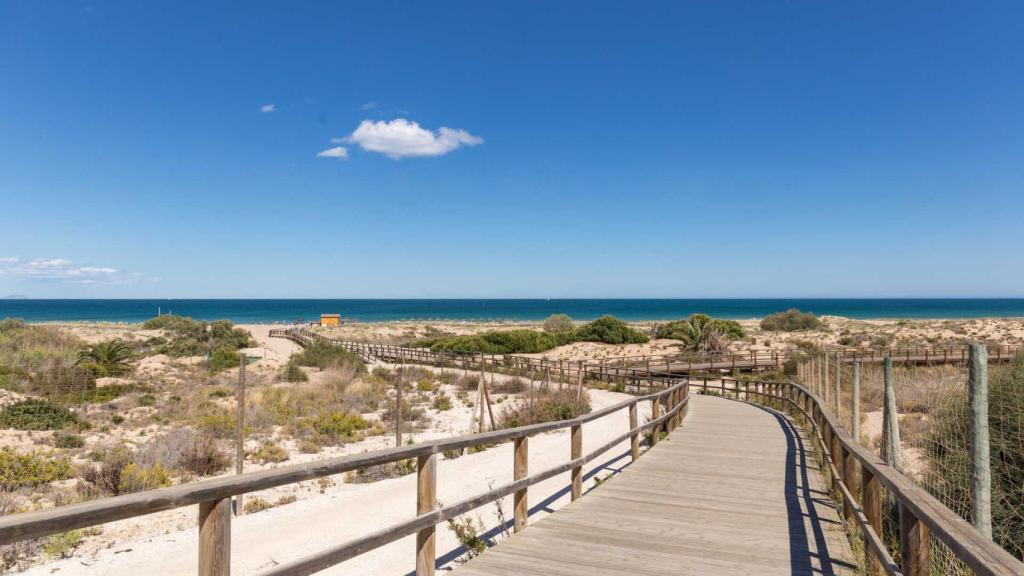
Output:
316 146 348 159
361 101 378 110
344 118 482 159
0 257 146 285
260 104 276 113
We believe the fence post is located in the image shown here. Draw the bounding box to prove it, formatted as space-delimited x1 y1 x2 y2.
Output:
651 396 661 447
629 402 640 462
900 503 931 576
396 359 404 445
862 468 882 575
416 454 437 576
234 353 246 516
852 362 861 444
571 424 582 501
882 357 902 472
198 498 231 576
834 352 841 417
514 436 528 532
968 343 992 538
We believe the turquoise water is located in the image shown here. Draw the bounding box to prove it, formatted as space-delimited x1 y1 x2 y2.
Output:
2 299 1024 323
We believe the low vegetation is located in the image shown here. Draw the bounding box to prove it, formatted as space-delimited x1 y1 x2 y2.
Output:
919 353 1024 560
496 388 591 429
759 308 825 332
141 315 255 357
656 314 745 354
0 448 73 490
0 399 82 431
413 315 647 354
542 313 575 333
75 340 134 377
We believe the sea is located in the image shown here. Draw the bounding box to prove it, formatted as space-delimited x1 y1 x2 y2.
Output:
1 299 1023 324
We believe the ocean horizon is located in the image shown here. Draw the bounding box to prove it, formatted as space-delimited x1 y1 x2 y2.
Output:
2 298 1024 324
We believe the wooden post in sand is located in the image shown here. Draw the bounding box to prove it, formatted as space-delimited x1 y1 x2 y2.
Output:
882 357 902 472
234 353 246 516
396 353 404 446
629 402 640 462
514 436 528 532
834 352 841 418
198 498 231 576
416 453 437 576
852 362 861 444
968 343 992 538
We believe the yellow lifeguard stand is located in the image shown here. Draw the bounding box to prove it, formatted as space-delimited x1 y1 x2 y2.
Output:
319 313 341 327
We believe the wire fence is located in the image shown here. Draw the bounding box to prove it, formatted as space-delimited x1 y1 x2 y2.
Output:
799 351 1024 572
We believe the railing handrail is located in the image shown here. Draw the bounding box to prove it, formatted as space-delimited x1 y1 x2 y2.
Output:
0 377 688 549
712 375 1023 576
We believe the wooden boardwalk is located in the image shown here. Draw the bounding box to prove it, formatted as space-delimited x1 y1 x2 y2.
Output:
455 394 857 576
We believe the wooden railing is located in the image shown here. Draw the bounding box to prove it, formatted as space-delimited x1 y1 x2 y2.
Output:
269 328 784 388
0 377 690 576
700 376 1023 576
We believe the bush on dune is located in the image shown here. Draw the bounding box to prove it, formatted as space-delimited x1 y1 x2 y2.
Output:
759 309 824 332
574 316 648 345
290 342 366 373
0 400 82 431
413 315 647 354
656 314 745 354
542 314 575 333
142 315 255 357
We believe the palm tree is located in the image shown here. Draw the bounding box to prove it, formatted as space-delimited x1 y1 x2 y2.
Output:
656 314 728 355
76 340 134 377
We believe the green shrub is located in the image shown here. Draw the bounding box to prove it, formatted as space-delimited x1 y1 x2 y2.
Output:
209 347 241 372
137 429 230 476
542 313 575 333
283 363 308 382
244 497 272 513
497 390 591 429
117 462 173 493
0 319 81 372
417 379 434 392
446 516 488 558
291 342 366 373
0 399 81 430
142 315 255 357
42 529 84 559
52 432 85 449
303 411 369 441
432 394 452 411
759 309 824 332
420 330 574 354
59 383 150 405
574 316 648 344
250 442 290 464
0 448 73 490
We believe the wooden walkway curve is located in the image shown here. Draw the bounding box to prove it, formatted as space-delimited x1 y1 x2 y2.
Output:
455 394 857 576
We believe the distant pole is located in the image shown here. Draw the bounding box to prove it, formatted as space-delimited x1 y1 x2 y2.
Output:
478 353 485 433
235 353 246 515
396 353 403 446
852 362 861 443
823 352 830 406
968 343 992 538
882 357 902 472
834 352 841 417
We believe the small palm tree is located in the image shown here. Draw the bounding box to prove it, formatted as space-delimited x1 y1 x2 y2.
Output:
658 315 728 355
76 340 134 377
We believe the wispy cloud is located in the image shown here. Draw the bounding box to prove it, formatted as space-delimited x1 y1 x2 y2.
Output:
260 104 276 113
0 257 151 285
361 101 378 110
343 118 482 159
316 146 348 159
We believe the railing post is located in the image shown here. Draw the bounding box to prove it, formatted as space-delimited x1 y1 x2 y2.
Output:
842 446 856 521
852 362 861 444
882 357 902 472
968 343 992 538
834 352 841 418
900 503 931 576
629 402 640 462
651 396 661 447
416 453 436 576
514 436 528 533
862 467 883 575
198 498 231 576
570 424 582 501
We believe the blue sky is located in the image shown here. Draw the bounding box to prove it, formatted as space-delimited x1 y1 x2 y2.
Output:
1 1 1022 298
